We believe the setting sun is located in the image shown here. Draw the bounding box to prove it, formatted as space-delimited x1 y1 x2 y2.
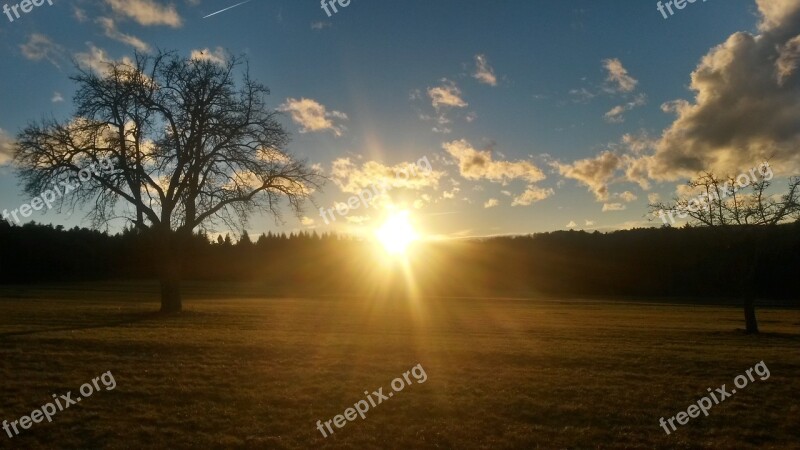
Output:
374 210 419 255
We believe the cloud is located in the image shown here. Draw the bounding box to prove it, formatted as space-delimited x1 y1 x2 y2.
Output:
443 139 545 184
279 98 348 136
602 203 626 212
330 157 445 194
473 54 498 86
585 220 595 226
442 187 461 199
301 216 315 226
484 198 499 208
616 191 638 202
603 58 638 93
512 186 554 206
74 44 134 75
190 47 228 65
552 151 621 201
51 92 64 103
20 33 64 68
97 17 150 52
311 21 330 30
73 6 88 22
604 94 647 123
428 79 468 110
0 128 15 165
645 0 800 180
105 0 182 27
569 87 596 103
566 220 577 228
756 0 800 32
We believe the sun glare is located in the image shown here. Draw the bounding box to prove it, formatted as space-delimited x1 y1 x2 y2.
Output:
375 210 419 255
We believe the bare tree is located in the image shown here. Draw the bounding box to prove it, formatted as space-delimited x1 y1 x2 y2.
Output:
14 51 323 312
649 165 800 333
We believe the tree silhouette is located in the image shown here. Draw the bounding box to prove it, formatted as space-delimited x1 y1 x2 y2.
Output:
649 165 800 333
13 50 323 312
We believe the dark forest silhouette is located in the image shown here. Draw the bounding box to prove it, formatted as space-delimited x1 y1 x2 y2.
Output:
2 220 798 304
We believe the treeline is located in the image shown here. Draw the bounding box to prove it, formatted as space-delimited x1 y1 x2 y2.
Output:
1 220 799 300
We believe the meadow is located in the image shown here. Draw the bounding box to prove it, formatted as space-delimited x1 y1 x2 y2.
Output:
0 283 798 449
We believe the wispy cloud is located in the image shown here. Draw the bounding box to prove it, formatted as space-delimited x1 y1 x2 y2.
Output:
105 0 182 27
603 58 638 93
279 98 348 137
473 54 498 86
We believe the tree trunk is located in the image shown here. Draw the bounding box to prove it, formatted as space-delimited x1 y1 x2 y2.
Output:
158 231 183 313
741 230 759 334
744 295 758 334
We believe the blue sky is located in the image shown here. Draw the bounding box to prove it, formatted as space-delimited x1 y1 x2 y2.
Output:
1 0 798 239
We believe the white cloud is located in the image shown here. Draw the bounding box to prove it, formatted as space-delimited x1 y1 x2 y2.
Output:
566 220 577 228
311 21 330 30
74 44 134 75
602 203 626 212
644 0 800 180
616 191 638 202
512 186 554 206
96 17 150 52
428 79 467 110
604 94 646 123
552 151 621 201
484 198 499 208
443 139 545 184
0 128 15 165
51 92 64 103
603 58 638 93
105 0 182 27
279 98 348 136
20 33 64 68
330 157 444 194
190 47 228 66
511 185 555 206
473 54 498 86
301 216 315 226
442 187 460 199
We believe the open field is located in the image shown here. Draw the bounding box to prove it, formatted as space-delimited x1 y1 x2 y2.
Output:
0 284 798 449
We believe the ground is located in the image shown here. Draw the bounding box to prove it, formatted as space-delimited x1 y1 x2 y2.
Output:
0 283 798 449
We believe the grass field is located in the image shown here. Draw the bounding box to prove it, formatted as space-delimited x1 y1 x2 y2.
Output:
0 284 798 449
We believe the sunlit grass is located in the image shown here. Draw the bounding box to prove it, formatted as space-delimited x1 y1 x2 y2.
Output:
0 284 797 449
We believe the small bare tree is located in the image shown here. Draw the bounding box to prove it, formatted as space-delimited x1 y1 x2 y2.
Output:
649 165 800 333
14 50 323 312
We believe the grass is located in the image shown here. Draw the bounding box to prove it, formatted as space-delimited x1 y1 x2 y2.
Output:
0 283 798 449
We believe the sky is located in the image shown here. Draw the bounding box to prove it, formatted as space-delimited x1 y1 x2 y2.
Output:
0 0 799 240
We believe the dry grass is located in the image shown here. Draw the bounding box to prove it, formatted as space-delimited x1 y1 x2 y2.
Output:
0 284 798 449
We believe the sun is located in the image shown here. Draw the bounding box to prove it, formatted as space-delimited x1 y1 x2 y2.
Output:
375 210 419 255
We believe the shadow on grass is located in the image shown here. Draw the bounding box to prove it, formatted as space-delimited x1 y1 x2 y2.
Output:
704 329 800 341
0 311 170 339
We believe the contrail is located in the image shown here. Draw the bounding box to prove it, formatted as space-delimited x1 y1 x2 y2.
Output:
203 0 252 19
